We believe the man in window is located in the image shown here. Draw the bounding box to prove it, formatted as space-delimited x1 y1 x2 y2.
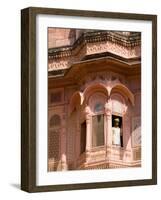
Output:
112 118 121 146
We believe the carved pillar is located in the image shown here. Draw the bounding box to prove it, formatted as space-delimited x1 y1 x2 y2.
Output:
85 105 91 153
124 110 132 150
123 108 132 162
75 107 81 167
104 101 112 147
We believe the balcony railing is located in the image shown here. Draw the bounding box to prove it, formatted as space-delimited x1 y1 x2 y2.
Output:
77 145 141 169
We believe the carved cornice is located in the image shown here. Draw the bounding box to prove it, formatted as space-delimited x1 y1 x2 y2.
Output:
48 56 141 83
49 31 141 59
48 31 141 73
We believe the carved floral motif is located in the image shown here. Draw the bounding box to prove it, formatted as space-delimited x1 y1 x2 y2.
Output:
48 31 141 71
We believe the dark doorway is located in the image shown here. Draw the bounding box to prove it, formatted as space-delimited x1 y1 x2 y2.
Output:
80 121 86 154
112 115 123 147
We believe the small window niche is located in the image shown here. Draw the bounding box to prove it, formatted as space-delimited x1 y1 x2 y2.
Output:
50 91 62 103
50 114 61 127
112 115 123 147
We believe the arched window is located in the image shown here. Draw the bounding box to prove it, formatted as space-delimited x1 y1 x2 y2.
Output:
48 114 61 162
94 102 104 113
88 93 106 148
50 114 61 127
88 93 107 147
92 113 104 147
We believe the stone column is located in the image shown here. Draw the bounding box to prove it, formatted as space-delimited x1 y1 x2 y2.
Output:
123 108 133 162
124 115 132 150
75 108 81 168
104 101 112 147
85 105 91 153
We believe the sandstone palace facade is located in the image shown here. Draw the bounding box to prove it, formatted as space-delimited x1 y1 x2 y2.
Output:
48 29 141 171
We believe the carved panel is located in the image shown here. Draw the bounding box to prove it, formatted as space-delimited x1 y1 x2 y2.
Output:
48 130 60 160
49 88 64 106
67 110 77 162
134 93 141 116
87 41 141 59
50 91 62 103
133 147 141 161
50 114 61 127
132 116 141 147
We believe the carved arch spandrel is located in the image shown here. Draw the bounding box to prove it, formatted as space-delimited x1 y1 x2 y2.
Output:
69 91 83 114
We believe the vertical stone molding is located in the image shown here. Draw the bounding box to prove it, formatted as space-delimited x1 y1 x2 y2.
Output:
75 109 81 164
123 111 132 162
84 105 91 153
104 101 112 147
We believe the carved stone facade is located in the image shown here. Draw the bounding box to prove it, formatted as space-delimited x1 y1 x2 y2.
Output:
48 29 141 171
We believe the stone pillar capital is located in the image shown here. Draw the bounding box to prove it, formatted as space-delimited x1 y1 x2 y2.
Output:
85 115 91 123
84 105 91 153
84 105 91 122
84 105 91 115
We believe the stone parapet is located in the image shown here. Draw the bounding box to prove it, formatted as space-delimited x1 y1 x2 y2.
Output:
76 146 141 170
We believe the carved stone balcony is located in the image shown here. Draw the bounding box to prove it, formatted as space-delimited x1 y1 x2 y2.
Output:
76 146 141 170
48 158 62 171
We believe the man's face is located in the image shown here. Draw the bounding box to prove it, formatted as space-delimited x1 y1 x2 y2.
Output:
115 121 119 127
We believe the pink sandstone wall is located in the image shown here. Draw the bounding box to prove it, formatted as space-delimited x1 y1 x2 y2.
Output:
48 29 141 171
48 28 76 48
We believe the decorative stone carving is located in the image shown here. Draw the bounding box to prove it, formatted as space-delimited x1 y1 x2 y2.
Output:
48 31 141 71
48 30 141 171
48 60 69 70
132 116 141 147
84 105 91 116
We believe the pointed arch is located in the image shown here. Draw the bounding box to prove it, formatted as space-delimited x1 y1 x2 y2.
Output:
69 91 83 114
110 83 134 106
83 83 109 104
